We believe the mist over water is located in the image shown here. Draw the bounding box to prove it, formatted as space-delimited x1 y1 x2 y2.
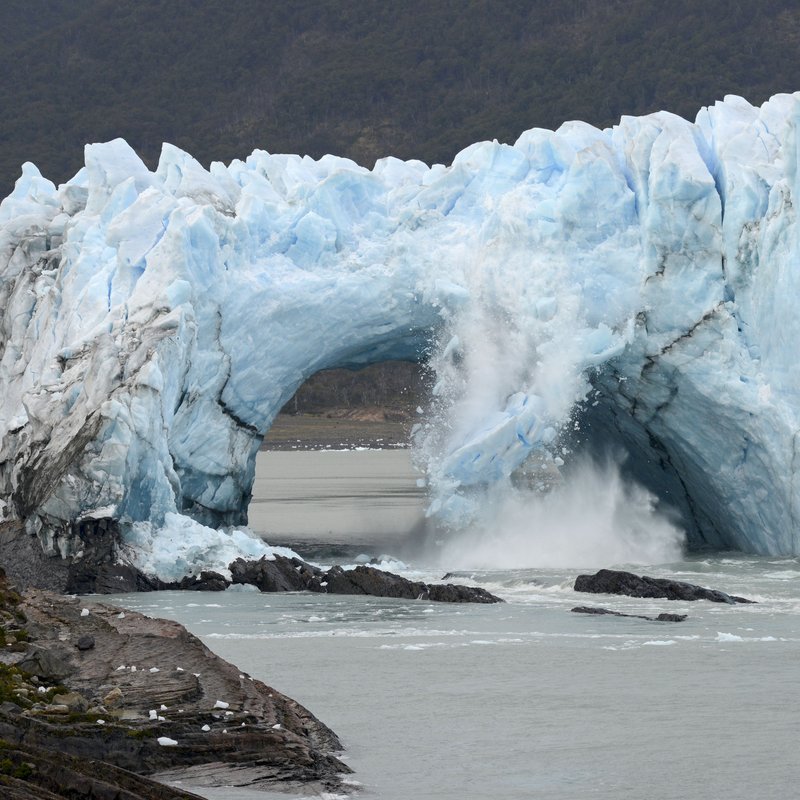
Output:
434 454 685 570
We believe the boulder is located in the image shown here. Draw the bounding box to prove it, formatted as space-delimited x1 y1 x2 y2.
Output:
177 570 230 591
18 646 74 680
229 555 324 592
574 569 754 603
323 565 503 603
231 557 504 603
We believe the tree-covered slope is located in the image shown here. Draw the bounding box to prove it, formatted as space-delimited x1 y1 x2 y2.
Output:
1 0 799 192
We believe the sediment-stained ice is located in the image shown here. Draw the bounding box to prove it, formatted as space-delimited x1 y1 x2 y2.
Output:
1 93 800 577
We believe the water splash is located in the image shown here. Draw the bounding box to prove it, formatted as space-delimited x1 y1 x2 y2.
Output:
434 454 685 569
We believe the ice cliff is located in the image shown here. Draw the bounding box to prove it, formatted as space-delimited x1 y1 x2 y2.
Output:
1 93 800 580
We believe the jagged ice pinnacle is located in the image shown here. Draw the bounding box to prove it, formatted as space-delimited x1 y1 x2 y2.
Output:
1 92 800 580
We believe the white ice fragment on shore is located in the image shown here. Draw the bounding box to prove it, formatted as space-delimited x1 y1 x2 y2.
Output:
157 737 178 747
80 608 89 617
130 666 136 672
37 686 46 694
157 715 165 721
150 667 160 673
97 719 105 725
225 711 233 716
214 700 229 709
149 709 157 720
201 724 210 731
175 667 184 671
116 665 125 671
160 704 167 710
117 612 125 619
272 723 281 730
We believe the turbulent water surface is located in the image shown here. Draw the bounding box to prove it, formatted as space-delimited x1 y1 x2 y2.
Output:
103 451 800 800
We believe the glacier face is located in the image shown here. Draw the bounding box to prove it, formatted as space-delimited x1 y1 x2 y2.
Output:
1 93 800 576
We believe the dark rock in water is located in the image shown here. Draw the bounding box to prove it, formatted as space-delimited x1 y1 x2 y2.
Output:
176 570 230 591
325 564 423 598
426 582 501 604
75 634 95 650
323 564 503 603
230 554 325 592
230 558 503 603
571 605 688 622
574 569 755 604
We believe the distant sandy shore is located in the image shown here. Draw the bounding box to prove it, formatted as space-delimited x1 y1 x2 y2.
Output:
262 412 412 450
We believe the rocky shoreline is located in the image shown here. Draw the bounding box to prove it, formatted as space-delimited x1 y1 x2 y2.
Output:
0 514 502 796
0 568 349 798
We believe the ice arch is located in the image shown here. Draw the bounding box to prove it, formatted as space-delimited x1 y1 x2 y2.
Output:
1 92 800 574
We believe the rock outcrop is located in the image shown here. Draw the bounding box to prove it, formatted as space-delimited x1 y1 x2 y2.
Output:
0 568 348 797
574 569 754 604
230 555 504 603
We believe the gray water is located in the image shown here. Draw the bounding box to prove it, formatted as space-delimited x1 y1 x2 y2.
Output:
104 451 800 800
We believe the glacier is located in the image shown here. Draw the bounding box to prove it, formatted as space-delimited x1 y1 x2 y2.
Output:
2 92 800 584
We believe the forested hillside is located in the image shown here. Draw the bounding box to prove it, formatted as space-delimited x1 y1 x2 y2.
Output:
1 0 799 193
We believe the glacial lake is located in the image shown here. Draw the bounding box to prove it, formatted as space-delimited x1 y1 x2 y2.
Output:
105 450 800 800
